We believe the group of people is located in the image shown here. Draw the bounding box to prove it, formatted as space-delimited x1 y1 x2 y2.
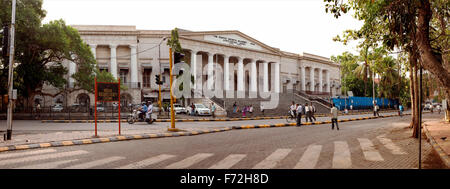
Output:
232 102 254 117
138 101 153 119
289 101 317 126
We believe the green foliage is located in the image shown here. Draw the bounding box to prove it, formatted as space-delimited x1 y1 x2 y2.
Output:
167 28 183 53
0 0 97 102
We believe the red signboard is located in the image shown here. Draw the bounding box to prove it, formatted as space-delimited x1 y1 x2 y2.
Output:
95 78 121 137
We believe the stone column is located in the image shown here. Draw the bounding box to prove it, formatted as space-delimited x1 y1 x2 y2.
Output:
207 52 214 90
274 62 280 93
109 44 118 79
237 57 244 92
310 67 315 92
191 50 197 89
89 44 97 59
223 55 229 91
130 44 138 83
263 61 269 92
250 60 257 92
301 66 306 91
319 68 323 92
326 70 330 93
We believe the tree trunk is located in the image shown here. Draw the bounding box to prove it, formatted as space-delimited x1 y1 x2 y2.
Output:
416 0 450 93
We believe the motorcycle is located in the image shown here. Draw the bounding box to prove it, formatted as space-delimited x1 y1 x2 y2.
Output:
127 109 156 124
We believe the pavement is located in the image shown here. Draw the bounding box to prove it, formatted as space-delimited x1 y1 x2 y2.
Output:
0 110 411 152
422 113 450 168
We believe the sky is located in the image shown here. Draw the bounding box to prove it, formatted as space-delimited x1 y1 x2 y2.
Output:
42 0 364 58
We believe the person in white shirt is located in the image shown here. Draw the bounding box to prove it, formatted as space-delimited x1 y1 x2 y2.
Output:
146 101 153 121
330 103 339 130
290 101 297 118
296 103 303 126
305 103 312 122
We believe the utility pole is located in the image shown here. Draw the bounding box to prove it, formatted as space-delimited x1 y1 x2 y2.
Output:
6 0 16 140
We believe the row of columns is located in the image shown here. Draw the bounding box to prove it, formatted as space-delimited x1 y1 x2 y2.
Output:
300 66 331 92
190 50 280 93
84 44 138 83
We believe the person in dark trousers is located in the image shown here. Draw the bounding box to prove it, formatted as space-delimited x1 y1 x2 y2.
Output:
305 103 311 122
310 103 317 121
296 103 302 126
331 104 339 130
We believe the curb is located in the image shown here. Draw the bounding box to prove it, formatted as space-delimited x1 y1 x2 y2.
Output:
1 112 407 153
0 127 232 153
423 123 450 168
40 110 399 123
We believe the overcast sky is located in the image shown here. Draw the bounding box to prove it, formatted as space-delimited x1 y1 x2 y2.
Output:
42 0 363 58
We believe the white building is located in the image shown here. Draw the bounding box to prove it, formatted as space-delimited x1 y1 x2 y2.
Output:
38 25 341 108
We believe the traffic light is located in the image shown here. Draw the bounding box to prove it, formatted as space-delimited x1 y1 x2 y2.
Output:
1 25 9 58
155 74 163 85
173 52 185 64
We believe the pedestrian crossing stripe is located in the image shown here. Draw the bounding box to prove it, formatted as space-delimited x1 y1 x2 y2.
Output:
165 153 214 169
294 145 322 169
209 154 246 169
253 148 292 169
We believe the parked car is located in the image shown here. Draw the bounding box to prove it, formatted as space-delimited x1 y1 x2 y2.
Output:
52 104 64 112
169 104 187 114
423 102 432 110
96 103 105 112
187 104 211 116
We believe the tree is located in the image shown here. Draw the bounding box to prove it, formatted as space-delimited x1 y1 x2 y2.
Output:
324 0 450 138
0 0 98 108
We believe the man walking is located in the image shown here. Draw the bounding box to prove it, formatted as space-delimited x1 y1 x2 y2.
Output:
375 103 380 117
296 103 302 126
310 103 317 122
290 101 297 119
211 102 216 118
305 103 311 122
331 104 339 130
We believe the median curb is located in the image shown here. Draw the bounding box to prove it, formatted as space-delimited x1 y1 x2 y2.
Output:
1 112 408 153
40 110 399 123
0 127 232 153
423 122 450 168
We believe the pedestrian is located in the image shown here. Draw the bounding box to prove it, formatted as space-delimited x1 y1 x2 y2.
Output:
310 103 316 121
375 103 380 117
249 105 253 117
290 101 296 119
330 103 339 130
437 104 441 114
260 104 264 116
190 103 195 116
431 105 434 113
242 105 247 117
296 103 302 126
211 102 216 118
399 104 404 117
305 103 311 122
233 102 237 113
36 103 41 119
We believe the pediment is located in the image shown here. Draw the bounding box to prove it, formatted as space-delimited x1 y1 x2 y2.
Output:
181 31 280 53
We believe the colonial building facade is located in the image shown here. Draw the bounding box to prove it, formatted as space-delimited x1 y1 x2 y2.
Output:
39 25 341 108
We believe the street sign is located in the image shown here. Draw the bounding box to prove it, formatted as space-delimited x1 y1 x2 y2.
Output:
94 79 121 137
97 83 119 102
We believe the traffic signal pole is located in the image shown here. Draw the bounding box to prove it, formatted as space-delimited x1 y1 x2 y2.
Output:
5 0 16 140
168 48 178 132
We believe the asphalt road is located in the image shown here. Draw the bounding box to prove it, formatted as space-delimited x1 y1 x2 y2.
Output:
0 113 445 169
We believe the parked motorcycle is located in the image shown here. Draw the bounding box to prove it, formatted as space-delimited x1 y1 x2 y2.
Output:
127 109 155 124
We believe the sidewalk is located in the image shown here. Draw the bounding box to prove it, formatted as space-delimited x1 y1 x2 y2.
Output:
423 115 450 168
0 110 409 152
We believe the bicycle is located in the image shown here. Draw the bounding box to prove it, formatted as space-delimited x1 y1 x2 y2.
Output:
286 110 296 123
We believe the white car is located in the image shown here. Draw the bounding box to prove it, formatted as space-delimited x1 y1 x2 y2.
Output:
169 104 186 114
187 104 211 116
52 104 64 112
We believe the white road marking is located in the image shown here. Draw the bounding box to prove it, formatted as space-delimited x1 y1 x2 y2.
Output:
357 138 384 161
0 150 88 166
15 159 78 169
209 154 246 169
294 145 322 169
165 153 213 169
64 156 125 169
376 135 407 155
0 149 57 160
253 148 292 169
117 154 176 169
332 141 352 169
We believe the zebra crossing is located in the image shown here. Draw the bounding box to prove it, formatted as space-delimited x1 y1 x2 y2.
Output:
0 135 408 169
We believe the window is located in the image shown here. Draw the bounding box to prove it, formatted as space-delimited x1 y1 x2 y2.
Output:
119 69 128 83
143 69 152 88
